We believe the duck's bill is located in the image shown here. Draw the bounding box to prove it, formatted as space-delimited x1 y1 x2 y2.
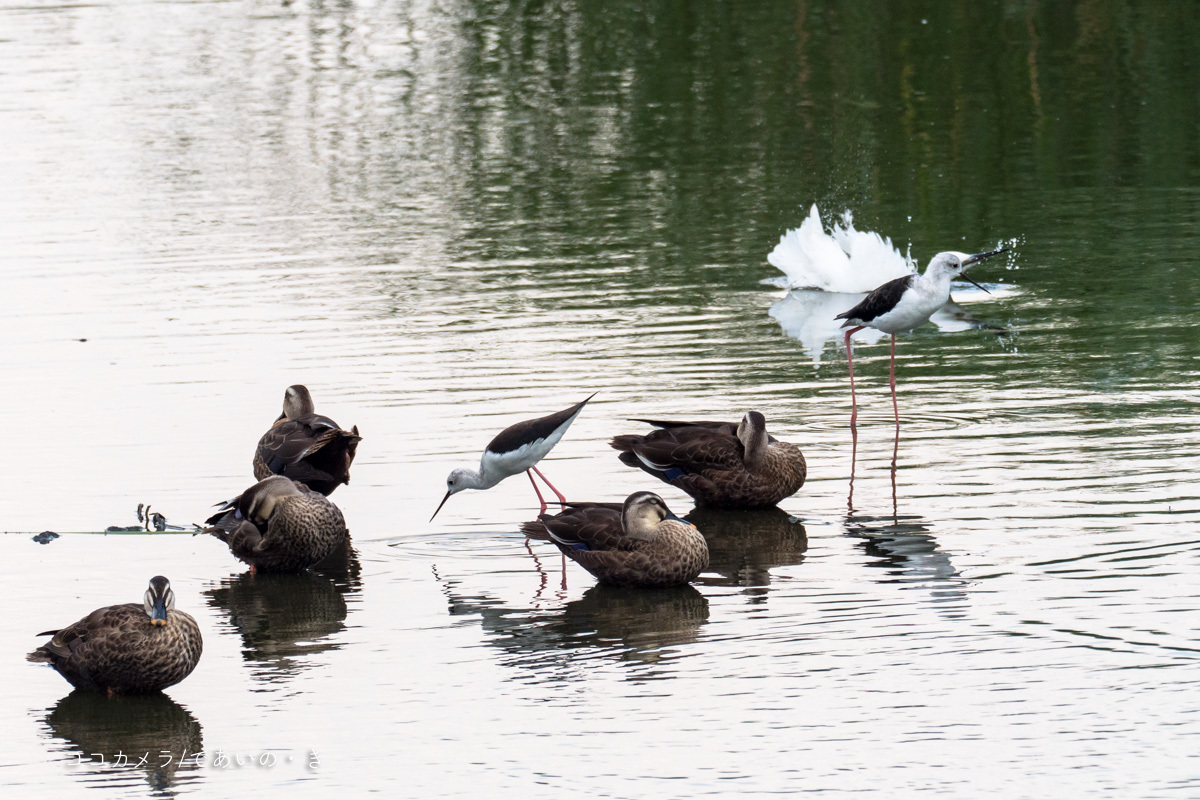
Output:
962 246 1009 266
430 491 452 522
959 272 991 294
150 601 169 626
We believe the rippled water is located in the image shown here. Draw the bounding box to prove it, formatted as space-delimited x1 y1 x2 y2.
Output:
3 0 1200 797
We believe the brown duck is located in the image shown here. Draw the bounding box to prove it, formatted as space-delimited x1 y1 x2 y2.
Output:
253 385 361 496
609 411 806 509
522 491 709 588
205 475 348 573
29 576 202 695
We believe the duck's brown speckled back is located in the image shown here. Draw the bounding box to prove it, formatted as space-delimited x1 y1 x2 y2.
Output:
523 501 709 588
207 477 348 572
29 605 202 694
611 418 806 509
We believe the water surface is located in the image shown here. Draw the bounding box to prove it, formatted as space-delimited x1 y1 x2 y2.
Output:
2 1 1199 797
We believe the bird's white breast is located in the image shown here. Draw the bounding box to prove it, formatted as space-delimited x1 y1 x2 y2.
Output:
481 424 569 481
867 274 951 334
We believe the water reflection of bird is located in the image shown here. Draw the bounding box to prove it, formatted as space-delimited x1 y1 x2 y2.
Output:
204 475 348 573
687 506 808 597
769 290 994 366
432 394 595 520
254 384 361 496
28 577 202 695
522 492 708 588
442 583 709 672
203 552 359 680
610 412 806 509
41 690 204 793
844 511 967 610
837 248 1007 427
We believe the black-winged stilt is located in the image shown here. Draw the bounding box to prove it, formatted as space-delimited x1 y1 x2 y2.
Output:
520 491 709 588
609 412 807 509
836 248 1007 427
430 393 596 521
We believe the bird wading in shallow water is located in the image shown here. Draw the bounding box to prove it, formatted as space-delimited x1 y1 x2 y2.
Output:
521 491 709 588
431 393 596 520
836 248 1008 427
205 475 348 573
28 576 203 695
609 412 806 509
254 385 361 496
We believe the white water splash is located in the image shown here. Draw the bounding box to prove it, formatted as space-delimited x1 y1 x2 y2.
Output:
767 205 915 292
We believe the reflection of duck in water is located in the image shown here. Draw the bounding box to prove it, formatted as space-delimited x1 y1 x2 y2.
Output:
41 689 203 793
440 581 709 672
687 506 808 597
203 545 360 680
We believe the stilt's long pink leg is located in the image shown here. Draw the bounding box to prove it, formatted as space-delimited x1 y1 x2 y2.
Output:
844 326 865 428
847 420 858 513
530 465 567 510
890 333 899 429
526 470 548 515
527 469 567 582
890 414 900 523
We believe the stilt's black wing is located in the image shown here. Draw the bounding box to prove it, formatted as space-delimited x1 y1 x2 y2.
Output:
487 393 595 455
835 275 915 325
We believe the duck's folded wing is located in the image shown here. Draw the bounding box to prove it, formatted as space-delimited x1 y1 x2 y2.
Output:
522 505 634 551
256 418 329 470
629 419 739 436
620 427 745 475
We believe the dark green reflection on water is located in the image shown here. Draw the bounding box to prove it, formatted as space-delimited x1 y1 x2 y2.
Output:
444 0 1200 247
349 0 1200 395
40 690 203 795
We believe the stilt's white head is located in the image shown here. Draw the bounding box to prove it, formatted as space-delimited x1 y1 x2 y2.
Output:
925 247 1008 291
430 467 480 521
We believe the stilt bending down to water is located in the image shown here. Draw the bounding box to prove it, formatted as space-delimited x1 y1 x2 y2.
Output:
431 393 596 520
254 385 361 496
521 492 708 588
609 412 806 509
836 248 1007 427
28 577 203 694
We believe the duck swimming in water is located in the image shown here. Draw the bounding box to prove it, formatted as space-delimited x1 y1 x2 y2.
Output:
522 491 709 588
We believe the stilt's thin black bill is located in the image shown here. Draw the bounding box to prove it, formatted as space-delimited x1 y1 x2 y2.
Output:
430 491 452 522
960 272 991 294
962 246 1009 266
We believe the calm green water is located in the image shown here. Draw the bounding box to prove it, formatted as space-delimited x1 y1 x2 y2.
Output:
2 0 1199 797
